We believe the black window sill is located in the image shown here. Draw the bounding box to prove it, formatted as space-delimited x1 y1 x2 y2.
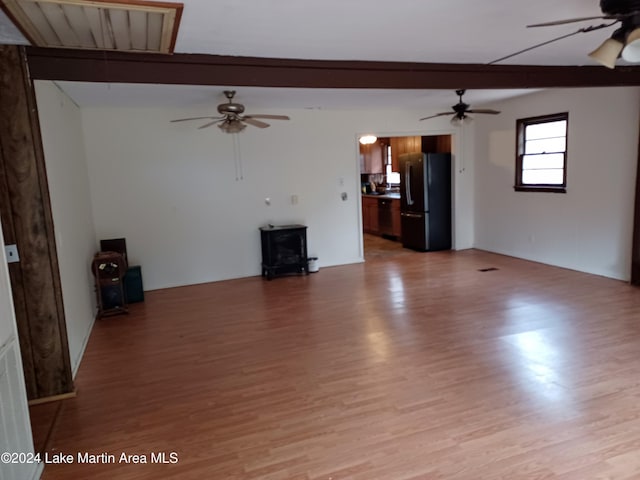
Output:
514 186 566 193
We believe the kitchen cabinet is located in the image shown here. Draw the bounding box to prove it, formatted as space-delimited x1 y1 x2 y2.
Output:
409 136 422 153
362 196 402 239
422 135 452 154
389 137 401 173
360 141 383 174
390 136 421 173
392 199 401 238
362 196 379 234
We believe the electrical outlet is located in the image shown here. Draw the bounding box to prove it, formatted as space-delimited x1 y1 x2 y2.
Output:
5 244 19 263
291 194 299 205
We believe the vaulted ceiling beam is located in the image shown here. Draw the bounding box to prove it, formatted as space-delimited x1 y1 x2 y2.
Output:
25 46 640 88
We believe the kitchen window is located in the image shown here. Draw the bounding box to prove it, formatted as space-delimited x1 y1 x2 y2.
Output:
386 145 400 185
515 112 568 193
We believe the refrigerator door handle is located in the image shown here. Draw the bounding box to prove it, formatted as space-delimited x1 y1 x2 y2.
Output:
401 212 422 218
406 164 414 206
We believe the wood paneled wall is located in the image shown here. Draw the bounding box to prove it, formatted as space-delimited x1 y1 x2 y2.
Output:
0 45 73 400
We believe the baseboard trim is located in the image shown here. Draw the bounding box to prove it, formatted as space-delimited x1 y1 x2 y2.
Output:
28 390 76 406
72 313 97 378
30 462 44 480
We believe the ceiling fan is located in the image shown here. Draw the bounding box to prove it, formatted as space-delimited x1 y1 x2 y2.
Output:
490 0 640 68
170 90 290 133
419 90 500 125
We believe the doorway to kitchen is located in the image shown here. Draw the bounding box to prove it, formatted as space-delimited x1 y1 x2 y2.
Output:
360 134 453 260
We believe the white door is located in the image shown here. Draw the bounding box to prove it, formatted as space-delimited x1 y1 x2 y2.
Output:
0 223 41 480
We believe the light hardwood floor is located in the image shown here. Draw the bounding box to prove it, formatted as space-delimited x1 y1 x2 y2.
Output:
40 248 640 479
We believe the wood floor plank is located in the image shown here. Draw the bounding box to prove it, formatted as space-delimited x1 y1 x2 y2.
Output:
39 243 640 479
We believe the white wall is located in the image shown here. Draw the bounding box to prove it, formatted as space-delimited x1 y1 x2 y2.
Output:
81 105 475 290
474 87 640 280
35 81 98 375
0 223 41 480
0 257 13 350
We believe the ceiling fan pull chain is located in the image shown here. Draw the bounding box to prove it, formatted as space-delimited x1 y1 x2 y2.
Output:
232 133 243 181
459 123 466 174
236 133 244 180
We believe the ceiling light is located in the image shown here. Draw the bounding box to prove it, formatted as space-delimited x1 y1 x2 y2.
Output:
589 37 625 69
218 120 246 134
450 115 472 126
359 135 377 145
1 0 183 53
621 28 640 62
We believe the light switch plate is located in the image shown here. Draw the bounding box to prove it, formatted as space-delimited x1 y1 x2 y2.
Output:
5 244 19 263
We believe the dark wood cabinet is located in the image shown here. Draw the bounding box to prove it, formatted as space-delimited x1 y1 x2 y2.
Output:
422 135 452 154
392 199 402 238
390 136 421 172
390 137 402 173
390 135 452 172
360 141 384 174
363 196 401 239
362 196 379 234
260 225 308 280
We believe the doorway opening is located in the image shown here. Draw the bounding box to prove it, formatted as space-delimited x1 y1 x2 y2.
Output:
360 134 453 261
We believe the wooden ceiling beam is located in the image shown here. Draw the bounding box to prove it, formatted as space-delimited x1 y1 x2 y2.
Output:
25 46 640 89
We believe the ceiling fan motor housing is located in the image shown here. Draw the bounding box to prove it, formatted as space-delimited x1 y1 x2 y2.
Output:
451 101 470 118
600 0 640 15
218 103 245 115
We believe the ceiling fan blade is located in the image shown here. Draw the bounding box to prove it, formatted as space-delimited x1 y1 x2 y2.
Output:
467 109 501 115
419 112 452 121
170 116 221 123
527 15 611 27
243 117 270 128
244 114 290 120
198 120 222 129
487 22 615 65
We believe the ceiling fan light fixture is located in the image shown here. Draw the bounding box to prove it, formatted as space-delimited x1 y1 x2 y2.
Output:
621 28 640 62
589 37 625 69
450 115 473 126
359 135 378 145
218 120 246 134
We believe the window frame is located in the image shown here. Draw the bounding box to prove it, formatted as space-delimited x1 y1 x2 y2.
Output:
385 144 400 185
515 112 568 193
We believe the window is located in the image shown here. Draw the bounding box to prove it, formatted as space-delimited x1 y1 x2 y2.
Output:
515 112 568 193
385 145 400 185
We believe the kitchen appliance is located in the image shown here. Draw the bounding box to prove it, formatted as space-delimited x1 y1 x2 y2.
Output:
378 198 394 236
399 152 452 251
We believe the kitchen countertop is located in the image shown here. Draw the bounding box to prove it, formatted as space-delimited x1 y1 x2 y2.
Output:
362 192 401 200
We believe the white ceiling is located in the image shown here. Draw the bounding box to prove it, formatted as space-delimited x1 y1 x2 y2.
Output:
174 0 610 66
0 1 623 110
0 0 618 65
0 7 27 44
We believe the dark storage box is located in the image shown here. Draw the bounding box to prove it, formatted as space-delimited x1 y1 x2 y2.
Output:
100 238 128 262
123 265 144 303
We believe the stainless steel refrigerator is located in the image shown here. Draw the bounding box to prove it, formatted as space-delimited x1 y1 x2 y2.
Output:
399 152 452 251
